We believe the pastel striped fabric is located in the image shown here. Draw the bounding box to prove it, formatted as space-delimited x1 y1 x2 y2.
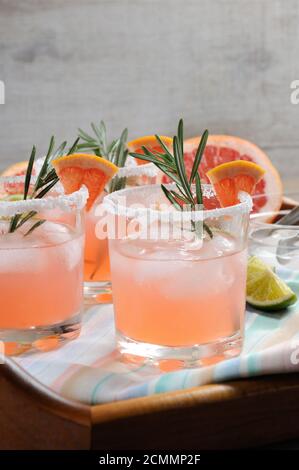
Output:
15 268 299 405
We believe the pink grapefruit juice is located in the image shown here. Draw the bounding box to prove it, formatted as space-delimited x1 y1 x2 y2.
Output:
0 221 84 329
84 208 111 282
110 232 247 346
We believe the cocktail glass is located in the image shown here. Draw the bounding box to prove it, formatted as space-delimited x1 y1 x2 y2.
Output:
250 214 299 275
0 176 87 355
250 191 299 274
84 162 159 303
103 183 252 367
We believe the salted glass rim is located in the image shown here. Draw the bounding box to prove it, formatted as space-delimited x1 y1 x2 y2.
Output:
102 183 252 221
115 162 158 179
0 175 88 216
34 156 159 181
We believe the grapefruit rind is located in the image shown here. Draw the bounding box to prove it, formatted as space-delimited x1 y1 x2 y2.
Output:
52 153 118 177
206 160 265 182
127 135 173 153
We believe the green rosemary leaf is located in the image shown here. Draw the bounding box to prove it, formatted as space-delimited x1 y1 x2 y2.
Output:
9 214 21 233
154 134 173 159
24 219 46 237
34 136 55 192
35 179 58 199
204 222 213 239
173 136 193 201
77 128 95 142
110 176 127 193
195 173 203 205
177 118 184 158
53 141 67 158
161 184 181 211
76 143 102 151
129 151 157 165
170 190 190 204
189 129 209 183
114 128 128 167
42 168 57 185
67 137 80 155
24 146 36 200
107 139 118 155
14 210 38 231
132 148 175 172
175 183 188 200
99 121 108 154
148 148 176 167
91 122 106 154
128 119 212 238
154 163 182 186
78 121 127 166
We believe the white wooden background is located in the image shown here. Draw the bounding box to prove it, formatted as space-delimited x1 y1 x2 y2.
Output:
0 0 298 189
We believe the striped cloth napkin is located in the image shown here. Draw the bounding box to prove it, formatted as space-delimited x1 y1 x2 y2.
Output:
15 268 299 405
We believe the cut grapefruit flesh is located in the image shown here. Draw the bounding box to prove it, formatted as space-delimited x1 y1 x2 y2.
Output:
0 161 29 177
127 135 173 165
207 160 265 207
0 161 33 197
162 135 283 215
52 153 118 211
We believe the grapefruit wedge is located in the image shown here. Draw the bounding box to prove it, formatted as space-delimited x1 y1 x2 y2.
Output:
52 153 118 211
176 135 283 215
207 160 265 207
127 135 173 165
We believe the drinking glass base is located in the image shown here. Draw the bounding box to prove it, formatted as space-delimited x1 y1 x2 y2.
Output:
117 330 243 369
0 312 82 356
84 281 112 304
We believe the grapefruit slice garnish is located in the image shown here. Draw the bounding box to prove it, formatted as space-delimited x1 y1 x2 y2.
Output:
167 135 283 216
52 153 118 211
207 160 265 207
127 135 173 165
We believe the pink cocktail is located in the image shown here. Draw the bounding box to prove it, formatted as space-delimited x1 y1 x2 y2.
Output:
104 184 251 366
0 178 87 354
83 162 159 302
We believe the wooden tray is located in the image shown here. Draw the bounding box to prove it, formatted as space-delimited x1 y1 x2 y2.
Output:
1 195 298 450
2 357 299 449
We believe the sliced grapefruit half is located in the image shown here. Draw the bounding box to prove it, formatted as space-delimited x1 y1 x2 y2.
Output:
1 161 29 177
170 135 282 215
207 160 265 207
127 135 173 165
52 153 118 211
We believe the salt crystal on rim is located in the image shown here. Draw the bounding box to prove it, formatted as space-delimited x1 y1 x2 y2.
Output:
0 175 89 216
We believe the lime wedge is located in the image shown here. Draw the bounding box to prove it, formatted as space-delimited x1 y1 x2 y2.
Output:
247 256 297 311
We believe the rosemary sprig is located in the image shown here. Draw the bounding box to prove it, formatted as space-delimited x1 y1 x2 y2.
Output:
8 136 80 235
129 119 212 238
77 121 129 192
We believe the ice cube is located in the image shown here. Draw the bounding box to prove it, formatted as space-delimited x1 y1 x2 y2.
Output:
0 232 48 273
